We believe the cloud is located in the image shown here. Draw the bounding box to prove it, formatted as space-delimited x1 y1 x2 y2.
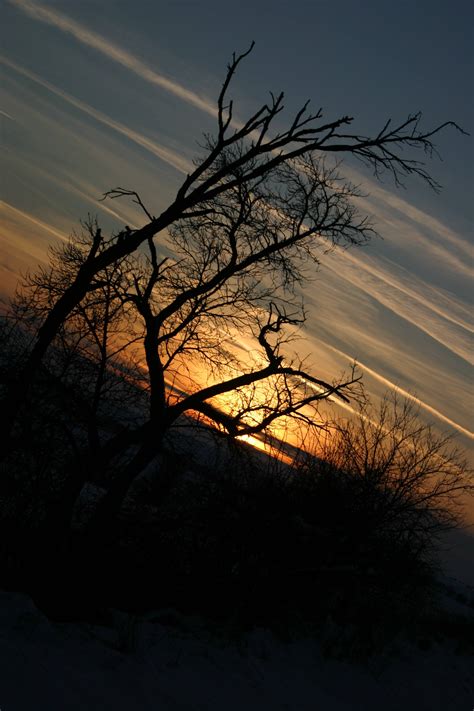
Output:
1 201 68 245
7 0 217 117
312 339 473 440
368 180 472 259
322 248 473 364
2 73 195 236
3 4 472 454
343 162 471 260
0 200 65 296
14 156 144 229
0 56 192 175
8 1 471 277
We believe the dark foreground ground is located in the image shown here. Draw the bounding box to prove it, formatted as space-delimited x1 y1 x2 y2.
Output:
1 582 473 711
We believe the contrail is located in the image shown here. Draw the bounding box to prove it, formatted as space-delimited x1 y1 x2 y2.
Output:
9 0 472 279
0 56 192 175
337 249 472 333
7 0 217 117
1 200 68 243
321 340 473 439
322 249 473 364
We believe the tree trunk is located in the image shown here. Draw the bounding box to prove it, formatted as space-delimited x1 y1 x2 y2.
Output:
86 432 164 539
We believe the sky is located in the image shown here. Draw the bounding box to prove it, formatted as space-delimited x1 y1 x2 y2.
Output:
0 0 473 464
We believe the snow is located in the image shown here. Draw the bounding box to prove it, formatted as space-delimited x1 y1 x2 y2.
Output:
1 590 472 710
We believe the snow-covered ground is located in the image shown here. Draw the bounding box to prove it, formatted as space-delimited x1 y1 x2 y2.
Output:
1 588 472 711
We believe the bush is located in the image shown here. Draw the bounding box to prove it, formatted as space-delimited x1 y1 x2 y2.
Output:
133 396 472 644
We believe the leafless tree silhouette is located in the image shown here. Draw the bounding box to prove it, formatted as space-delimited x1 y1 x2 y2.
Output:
0 43 465 531
306 394 473 554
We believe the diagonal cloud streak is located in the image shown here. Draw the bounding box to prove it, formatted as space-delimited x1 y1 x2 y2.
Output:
1 201 68 243
0 56 192 175
368 180 472 259
5 0 472 452
7 0 217 117
322 249 473 364
320 340 473 439
8 2 472 277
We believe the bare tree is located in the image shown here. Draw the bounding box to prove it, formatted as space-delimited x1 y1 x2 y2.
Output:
1 43 462 436
0 44 465 531
0 221 151 539
304 394 473 559
5 219 145 446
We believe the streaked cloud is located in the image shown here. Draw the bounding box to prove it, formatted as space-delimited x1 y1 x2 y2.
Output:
7 0 217 117
13 155 143 230
322 341 473 439
0 201 65 298
0 56 192 175
7 2 470 282
322 249 473 364
2 2 472 458
368 180 472 258
355 196 472 279
1 74 187 232
1 201 68 244
8 2 470 287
